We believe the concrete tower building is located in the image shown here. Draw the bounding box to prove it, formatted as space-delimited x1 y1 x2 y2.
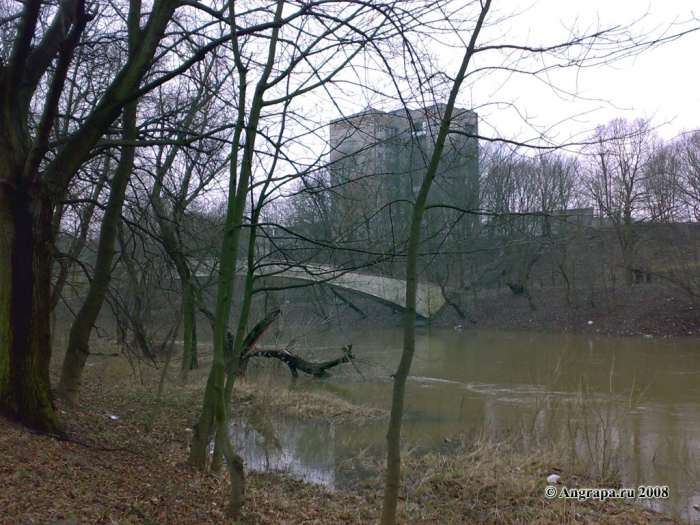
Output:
328 104 479 253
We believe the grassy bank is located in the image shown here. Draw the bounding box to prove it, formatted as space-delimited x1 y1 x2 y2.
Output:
0 350 687 524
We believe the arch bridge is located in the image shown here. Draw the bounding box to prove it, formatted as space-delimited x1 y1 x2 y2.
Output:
196 260 445 319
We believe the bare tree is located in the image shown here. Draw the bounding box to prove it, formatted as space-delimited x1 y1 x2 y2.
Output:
584 118 657 286
0 0 185 433
380 3 491 522
57 3 144 404
374 6 696 525
186 0 406 517
675 130 700 220
646 130 700 302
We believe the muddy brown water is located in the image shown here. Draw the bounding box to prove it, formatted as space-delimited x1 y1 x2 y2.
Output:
230 327 700 520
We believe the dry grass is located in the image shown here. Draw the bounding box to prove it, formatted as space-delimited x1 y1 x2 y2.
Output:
387 439 681 525
63 343 388 425
0 343 687 524
234 375 388 424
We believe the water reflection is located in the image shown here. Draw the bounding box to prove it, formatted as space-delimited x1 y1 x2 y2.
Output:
230 414 388 488
232 328 700 520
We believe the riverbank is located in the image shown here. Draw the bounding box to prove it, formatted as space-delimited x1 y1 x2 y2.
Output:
446 282 700 337
0 352 689 524
310 282 700 338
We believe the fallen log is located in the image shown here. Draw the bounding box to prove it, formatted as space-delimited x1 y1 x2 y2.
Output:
237 309 282 376
244 344 355 378
197 305 353 378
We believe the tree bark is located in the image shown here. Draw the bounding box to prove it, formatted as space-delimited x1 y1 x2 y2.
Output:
0 178 64 434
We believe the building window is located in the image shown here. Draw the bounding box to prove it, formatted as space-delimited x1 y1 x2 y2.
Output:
412 121 427 136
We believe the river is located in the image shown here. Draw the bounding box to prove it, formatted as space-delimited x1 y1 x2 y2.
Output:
230 327 700 520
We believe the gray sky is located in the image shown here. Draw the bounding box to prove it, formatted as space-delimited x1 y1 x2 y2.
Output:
473 0 699 143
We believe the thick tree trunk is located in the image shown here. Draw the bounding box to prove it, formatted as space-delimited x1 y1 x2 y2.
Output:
0 179 64 435
0 82 63 432
1 0 177 434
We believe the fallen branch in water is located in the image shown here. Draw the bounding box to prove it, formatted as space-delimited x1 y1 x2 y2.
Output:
243 344 355 378
237 309 281 376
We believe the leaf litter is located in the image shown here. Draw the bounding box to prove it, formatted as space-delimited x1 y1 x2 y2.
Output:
0 350 690 524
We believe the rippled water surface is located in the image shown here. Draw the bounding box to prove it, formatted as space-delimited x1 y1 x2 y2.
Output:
231 327 700 520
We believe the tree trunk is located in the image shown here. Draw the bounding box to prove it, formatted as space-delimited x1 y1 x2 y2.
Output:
181 280 198 375
149 193 200 378
224 209 261 398
212 307 279 473
57 0 143 403
0 177 64 435
189 3 285 516
213 354 245 519
0 84 63 433
57 102 137 404
1 0 178 434
380 4 490 522
189 371 217 467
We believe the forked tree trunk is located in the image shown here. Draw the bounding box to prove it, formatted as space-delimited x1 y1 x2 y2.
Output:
1 0 177 434
188 3 286 515
189 0 271 468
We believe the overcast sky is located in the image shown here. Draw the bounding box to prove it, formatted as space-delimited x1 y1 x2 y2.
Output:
472 0 700 144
